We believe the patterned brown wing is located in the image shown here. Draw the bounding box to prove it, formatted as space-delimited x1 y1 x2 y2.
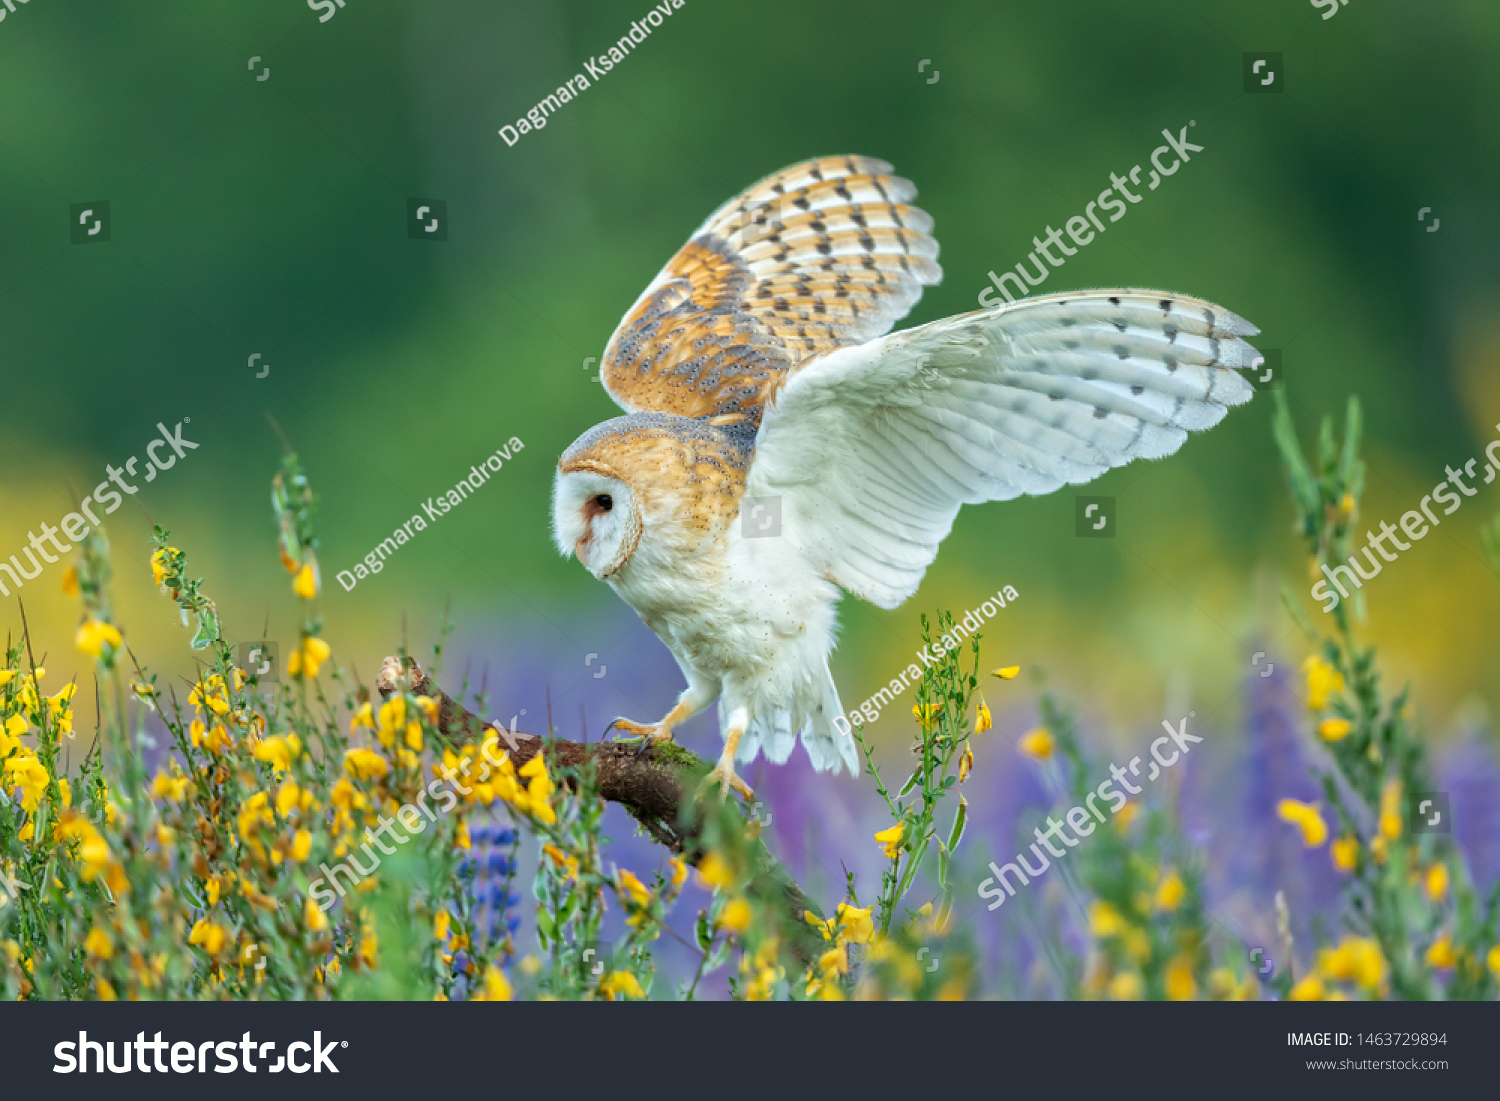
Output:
599 156 942 421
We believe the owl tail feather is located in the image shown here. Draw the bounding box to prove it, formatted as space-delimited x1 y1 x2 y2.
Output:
734 661 857 775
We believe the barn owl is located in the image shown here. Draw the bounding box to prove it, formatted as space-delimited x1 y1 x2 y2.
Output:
553 156 1259 799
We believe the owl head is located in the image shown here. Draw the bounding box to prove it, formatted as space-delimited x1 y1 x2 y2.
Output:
552 462 642 580
554 412 750 581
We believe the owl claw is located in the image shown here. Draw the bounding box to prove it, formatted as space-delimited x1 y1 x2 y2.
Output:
606 717 657 740
606 717 676 759
702 761 753 803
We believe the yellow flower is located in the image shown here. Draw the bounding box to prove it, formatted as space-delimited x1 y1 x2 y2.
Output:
290 829 312 862
1425 934 1456 970
1288 975 1326 1001
1487 945 1500 977
1164 956 1196 1000
1317 937 1386 990
286 636 331 679
375 698 406 748
669 856 688 890
1154 871 1185 912
343 748 390 781
305 896 328 932
807 974 845 1001
992 665 1020 680
542 843 580 883
1089 900 1124 938
874 822 904 860
75 619 122 660
1277 799 1329 847
149 769 190 803
697 852 735 891
61 565 79 596
1318 718 1352 742
84 927 114 959
293 562 318 599
188 919 228 956
349 702 374 735
472 965 513 1001
0 714 27 759
1338 492 1356 519
519 755 556 822
958 742 974 783
1109 972 1143 1000
598 971 645 1000
253 734 301 774
718 898 753 933
1425 863 1449 902
1379 780 1402 840
236 791 275 849
804 910 837 941
1019 728 1053 760
836 903 875 945
1303 655 1344 711
975 699 993 733
275 781 301 817
618 869 652 910
4 751 49 813
434 910 451 942
150 547 177 588
818 944 849 976
96 979 117 1001
188 678 230 716
1331 836 1359 872
912 703 941 726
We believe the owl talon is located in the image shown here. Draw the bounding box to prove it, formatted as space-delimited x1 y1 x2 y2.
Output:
606 717 677 759
634 732 672 761
606 717 657 741
702 761 753 803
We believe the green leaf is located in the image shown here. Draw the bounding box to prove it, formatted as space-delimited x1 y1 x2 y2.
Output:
1271 391 1320 519
947 797 968 854
189 609 220 650
1317 413 1337 477
1341 396 1365 503
897 770 921 798
705 941 733 973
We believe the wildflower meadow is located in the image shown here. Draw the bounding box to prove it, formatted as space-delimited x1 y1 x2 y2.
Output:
3 396 1496 1006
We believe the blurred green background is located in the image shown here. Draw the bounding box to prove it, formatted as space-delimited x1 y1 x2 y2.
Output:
2 0 1498 755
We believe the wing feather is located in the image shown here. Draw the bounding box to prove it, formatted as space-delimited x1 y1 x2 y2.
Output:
597 156 942 421
746 289 1260 608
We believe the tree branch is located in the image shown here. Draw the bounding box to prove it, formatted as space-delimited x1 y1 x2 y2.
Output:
375 656 829 966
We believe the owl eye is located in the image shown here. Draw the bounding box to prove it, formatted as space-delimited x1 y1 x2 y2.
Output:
595 494 613 512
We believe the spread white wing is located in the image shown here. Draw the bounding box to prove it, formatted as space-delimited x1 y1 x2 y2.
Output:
745 289 1261 608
